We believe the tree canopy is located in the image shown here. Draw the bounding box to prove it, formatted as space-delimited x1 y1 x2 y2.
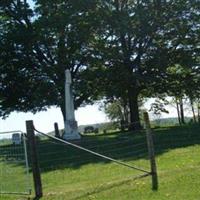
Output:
93 0 199 128
0 0 100 119
0 0 199 128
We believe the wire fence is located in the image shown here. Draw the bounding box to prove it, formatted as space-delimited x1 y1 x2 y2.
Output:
0 131 31 195
36 129 149 167
22 118 154 199
34 121 200 198
153 124 200 154
1 118 199 199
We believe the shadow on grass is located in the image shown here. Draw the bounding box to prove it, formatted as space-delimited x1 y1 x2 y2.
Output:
1 124 200 174
70 173 150 200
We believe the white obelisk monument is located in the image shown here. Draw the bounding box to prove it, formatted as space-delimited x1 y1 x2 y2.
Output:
63 69 81 140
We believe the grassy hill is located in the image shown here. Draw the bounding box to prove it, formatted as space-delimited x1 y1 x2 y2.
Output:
151 117 194 127
1 124 200 200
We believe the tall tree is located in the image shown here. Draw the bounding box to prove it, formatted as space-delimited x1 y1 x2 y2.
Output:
1 0 199 128
0 0 99 120
96 0 199 130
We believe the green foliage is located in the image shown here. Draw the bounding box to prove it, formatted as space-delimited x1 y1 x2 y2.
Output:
99 121 119 132
102 99 128 122
94 0 200 128
150 99 169 116
104 102 123 121
0 0 100 118
0 0 199 123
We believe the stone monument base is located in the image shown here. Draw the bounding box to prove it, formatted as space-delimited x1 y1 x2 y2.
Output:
63 120 81 140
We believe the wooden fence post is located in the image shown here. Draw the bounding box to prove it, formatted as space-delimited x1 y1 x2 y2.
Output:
143 112 158 190
54 122 60 138
26 120 43 198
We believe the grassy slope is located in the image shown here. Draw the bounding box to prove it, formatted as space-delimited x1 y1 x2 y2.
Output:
1 125 200 200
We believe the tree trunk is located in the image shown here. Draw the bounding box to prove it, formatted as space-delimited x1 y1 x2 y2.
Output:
128 88 141 130
175 98 181 125
179 98 185 124
123 104 129 124
197 102 200 123
190 98 196 123
121 99 129 123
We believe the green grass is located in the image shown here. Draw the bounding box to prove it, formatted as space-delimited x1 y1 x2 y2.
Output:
1 125 200 200
0 140 30 195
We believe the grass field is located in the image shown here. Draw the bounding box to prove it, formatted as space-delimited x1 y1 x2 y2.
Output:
1 124 200 200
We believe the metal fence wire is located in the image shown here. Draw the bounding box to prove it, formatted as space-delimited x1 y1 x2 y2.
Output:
31 120 153 198
0 131 31 195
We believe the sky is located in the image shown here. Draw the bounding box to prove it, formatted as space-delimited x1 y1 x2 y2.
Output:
0 99 183 133
0 105 109 133
27 0 34 7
